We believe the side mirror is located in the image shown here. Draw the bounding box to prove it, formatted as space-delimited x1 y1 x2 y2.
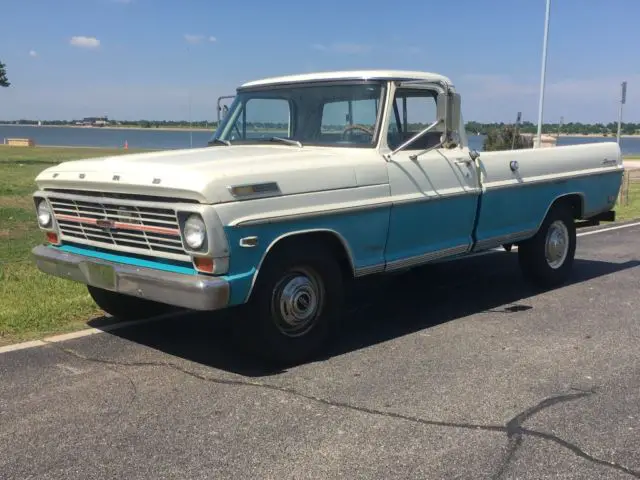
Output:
436 91 461 135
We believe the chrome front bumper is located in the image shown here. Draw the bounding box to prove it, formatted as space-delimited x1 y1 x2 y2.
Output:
31 245 230 311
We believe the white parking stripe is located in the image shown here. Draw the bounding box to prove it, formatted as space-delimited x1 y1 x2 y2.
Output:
1 219 639 355
577 221 640 237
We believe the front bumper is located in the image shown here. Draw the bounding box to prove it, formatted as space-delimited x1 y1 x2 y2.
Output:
31 245 230 311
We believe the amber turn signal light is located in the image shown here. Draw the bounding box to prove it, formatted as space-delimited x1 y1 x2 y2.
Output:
194 257 214 273
46 232 59 244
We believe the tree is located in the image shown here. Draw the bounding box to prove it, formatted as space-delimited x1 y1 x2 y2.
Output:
483 125 533 151
0 60 9 87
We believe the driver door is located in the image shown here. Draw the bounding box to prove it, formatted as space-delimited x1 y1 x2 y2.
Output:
383 85 480 270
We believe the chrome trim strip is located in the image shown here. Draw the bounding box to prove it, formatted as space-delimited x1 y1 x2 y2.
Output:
32 245 229 311
231 200 392 227
354 263 386 277
385 244 469 272
243 228 357 302
230 189 480 227
482 166 624 192
472 229 537 251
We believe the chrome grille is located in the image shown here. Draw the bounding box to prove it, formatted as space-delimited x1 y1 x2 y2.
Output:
48 196 188 260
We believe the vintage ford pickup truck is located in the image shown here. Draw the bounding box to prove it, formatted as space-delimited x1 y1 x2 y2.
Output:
31 70 624 364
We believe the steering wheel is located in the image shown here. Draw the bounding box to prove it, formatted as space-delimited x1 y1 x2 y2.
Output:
342 124 374 139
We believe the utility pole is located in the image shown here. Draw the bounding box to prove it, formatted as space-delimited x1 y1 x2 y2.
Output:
536 0 551 148
557 116 563 137
617 81 627 145
511 111 522 150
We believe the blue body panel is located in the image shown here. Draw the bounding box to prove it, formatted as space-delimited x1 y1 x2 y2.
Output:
223 207 391 305
474 172 623 246
384 194 479 264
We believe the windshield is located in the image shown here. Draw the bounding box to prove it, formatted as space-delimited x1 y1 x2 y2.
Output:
209 81 387 148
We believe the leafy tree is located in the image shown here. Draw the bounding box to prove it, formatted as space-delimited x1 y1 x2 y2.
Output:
483 125 533 151
0 60 9 87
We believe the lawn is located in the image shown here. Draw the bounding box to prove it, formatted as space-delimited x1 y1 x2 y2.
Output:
1 146 639 346
0 146 151 345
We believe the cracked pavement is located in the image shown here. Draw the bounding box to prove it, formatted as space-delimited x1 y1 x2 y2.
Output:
1 224 640 479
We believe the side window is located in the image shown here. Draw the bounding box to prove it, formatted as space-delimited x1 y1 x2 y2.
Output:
321 98 379 143
230 98 291 140
388 89 438 150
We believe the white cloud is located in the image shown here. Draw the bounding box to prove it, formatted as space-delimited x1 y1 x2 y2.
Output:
70 36 101 49
29 50 38 57
184 34 203 44
184 34 217 45
311 42 371 54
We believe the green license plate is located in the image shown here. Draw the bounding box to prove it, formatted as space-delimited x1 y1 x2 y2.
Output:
86 262 116 290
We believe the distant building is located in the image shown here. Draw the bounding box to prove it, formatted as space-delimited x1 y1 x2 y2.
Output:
76 116 109 127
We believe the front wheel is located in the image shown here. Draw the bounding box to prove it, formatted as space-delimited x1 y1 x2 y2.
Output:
237 242 344 366
518 204 577 288
87 286 175 322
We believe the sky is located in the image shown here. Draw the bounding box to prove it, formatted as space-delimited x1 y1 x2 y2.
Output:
0 0 638 123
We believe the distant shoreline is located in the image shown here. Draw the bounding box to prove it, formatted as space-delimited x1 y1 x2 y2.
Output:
0 124 214 133
1 123 640 138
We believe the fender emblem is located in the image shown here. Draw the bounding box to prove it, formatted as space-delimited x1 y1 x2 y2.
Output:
96 219 115 230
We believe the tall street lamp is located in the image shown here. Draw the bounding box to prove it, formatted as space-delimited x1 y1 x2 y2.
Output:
535 0 551 148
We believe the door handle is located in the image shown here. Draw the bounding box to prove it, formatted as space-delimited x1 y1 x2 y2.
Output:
454 159 472 166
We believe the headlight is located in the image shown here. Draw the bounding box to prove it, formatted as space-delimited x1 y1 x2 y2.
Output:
37 200 52 228
183 214 206 249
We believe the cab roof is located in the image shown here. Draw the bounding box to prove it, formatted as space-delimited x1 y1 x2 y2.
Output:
239 70 454 89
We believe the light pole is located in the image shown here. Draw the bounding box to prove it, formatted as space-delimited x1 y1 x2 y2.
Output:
535 0 551 148
617 81 627 145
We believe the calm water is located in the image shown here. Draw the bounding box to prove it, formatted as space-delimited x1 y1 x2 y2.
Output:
2 125 640 155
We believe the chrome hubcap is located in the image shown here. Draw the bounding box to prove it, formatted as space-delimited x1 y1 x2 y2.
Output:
272 268 323 337
545 220 569 269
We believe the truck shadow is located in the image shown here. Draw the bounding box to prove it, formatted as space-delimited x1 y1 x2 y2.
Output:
93 251 639 376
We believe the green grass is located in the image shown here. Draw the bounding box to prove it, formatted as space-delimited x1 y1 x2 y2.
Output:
0 145 639 346
616 172 640 221
0 146 150 345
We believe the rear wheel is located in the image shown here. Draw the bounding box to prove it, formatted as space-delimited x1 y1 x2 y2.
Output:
518 203 577 288
237 241 344 366
87 286 174 321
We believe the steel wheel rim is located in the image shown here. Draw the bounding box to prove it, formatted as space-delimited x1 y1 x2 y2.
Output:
545 220 569 269
271 267 324 337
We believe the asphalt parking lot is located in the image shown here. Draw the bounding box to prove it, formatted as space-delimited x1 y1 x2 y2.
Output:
1 223 640 480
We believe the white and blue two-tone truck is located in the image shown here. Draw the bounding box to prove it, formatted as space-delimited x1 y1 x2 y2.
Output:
31 70 624 364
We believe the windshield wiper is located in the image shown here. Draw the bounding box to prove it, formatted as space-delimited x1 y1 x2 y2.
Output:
270 136 303 148
208 138 231 146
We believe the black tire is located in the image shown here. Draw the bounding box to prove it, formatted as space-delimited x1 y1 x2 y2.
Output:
237 241 344 366
87 285 174 321
518 203 577 288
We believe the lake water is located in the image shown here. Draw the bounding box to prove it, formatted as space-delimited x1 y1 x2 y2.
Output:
2 125 640 156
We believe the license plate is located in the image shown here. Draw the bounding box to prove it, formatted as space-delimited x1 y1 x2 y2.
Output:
85 262 116 290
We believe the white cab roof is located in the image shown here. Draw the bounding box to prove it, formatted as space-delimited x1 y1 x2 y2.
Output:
239 70 453 89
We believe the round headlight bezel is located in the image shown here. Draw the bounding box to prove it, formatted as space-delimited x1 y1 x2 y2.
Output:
37 199 53 228
183 214 207 250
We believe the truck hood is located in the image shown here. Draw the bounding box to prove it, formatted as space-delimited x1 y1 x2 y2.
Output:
35 145 371 203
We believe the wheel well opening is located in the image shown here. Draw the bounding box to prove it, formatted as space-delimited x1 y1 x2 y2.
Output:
266 231 354 279
553 194 584 219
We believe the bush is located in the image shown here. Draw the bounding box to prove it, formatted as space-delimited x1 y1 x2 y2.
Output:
483 125 534 151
